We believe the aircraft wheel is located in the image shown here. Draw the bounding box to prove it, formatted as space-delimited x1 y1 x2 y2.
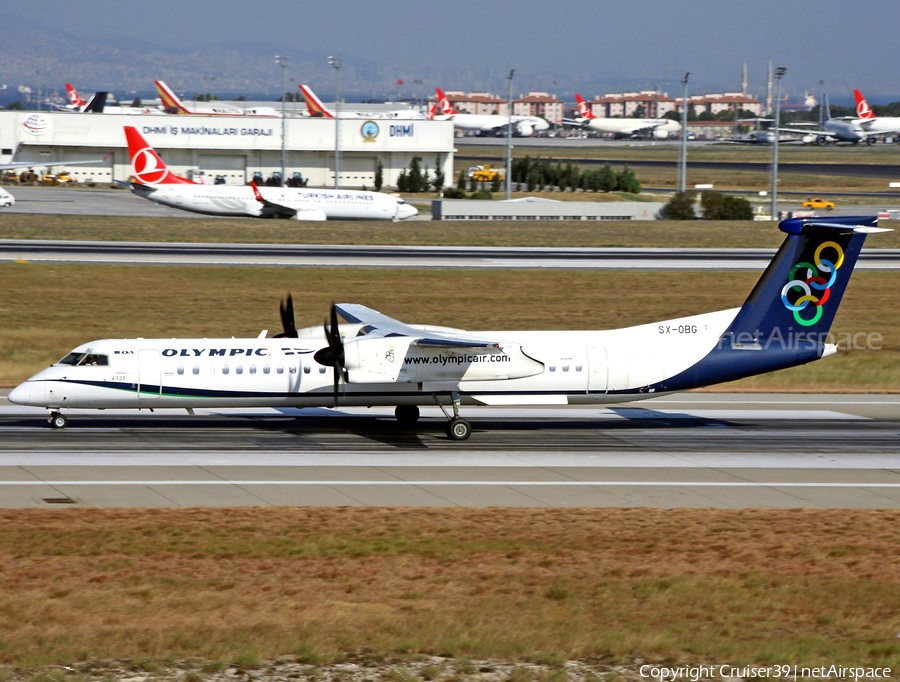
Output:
49 413 68 430
866 137 877 145
816 137 828 146
446 418 471 441
395 405 420 426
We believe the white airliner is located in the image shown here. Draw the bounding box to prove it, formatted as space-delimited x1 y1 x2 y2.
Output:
853 89 900 142
778 94 871 145
155 80 281 117
53 84 164 115
121 127 417 221
299 85 424 119
433 88 549 136
563 94 682 139
9 215 886 439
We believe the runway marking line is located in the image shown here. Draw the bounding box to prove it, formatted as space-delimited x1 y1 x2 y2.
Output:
4 481 900 488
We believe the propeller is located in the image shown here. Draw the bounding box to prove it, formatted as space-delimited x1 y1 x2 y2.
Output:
273 294 297 338
313 303 346 404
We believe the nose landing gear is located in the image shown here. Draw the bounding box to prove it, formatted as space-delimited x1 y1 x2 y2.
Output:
49 412 68 429
433 392 471 441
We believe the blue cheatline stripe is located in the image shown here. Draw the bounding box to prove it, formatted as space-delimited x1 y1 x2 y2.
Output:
40 378 653 400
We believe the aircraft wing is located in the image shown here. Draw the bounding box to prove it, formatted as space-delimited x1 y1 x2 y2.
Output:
336 303 500 349
1 156 108 171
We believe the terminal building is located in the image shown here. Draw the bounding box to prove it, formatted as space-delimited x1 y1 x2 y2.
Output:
0 110 455 189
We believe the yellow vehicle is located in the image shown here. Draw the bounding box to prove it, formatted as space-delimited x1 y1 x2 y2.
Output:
41 173 59 184
466 164 505 183
56 171 73 183
802 197 835 210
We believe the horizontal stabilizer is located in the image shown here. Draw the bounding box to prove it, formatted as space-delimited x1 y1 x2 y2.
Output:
779 215 891 235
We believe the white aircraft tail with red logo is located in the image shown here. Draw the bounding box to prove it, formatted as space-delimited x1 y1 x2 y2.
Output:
435 88 456 115
575 94 596 119
853 89 876 120
65 83 86 108
124 126 195 185
299 85 335 118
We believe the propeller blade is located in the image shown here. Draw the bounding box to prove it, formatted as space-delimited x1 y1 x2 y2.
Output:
273 293 297 338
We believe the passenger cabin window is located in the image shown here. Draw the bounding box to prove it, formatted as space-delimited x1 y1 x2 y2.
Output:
549 365 556 372
177 366 184 375
58 353 109 367
222 365 229 375
303 364 311 374
289 365 297 374
192 366 200 375
263 365 270 374
318 366 326 374
575 364 583 372
236 365 243 375
562 364 569 372
249 365 257 375
277 366 284 374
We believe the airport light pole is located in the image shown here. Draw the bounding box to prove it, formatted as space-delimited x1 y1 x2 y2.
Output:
328 55 342 190
506 69 515 200
770 67 787 221
679 72 690 193
275 55 288 187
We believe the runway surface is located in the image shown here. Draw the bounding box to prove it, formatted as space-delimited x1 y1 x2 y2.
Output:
3 238 899 270
1 393 898 509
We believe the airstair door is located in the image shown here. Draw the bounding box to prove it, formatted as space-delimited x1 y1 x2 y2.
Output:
137 349 161 399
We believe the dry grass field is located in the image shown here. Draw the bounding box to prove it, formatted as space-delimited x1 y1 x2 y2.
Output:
3 214 900 248
0 263 897 390
0 507 898 667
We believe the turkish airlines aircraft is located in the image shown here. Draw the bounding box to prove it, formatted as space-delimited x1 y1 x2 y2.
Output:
563 94 682 139
298 85 424 119
52 84 165 115
121 127 417 221
853 89 900 142
10 216 887 439
155 80 281 117
434 88 549 136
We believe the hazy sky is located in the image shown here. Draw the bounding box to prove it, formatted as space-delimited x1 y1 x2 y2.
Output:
7 0 900 98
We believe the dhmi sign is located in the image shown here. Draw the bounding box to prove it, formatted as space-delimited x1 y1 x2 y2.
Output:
389 124 414 138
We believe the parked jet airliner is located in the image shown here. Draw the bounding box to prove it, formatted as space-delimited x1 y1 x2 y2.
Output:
853 89 900 141
10 216 886 439
155 81 281 117
434 88 548 136
121 127 417 220
564 94 681 139
298 85 424 119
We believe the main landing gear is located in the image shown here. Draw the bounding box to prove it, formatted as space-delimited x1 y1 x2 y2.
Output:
49 412 68 429
433 392 471 441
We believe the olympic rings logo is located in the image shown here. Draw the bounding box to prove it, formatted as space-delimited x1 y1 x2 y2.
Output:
385 346 395 363
780 241 845 326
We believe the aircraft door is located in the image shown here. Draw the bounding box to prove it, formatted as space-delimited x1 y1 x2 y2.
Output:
586 346 608 394
138 349 161 399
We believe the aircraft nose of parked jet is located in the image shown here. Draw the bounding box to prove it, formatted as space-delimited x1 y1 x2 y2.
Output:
8 383 27 405
398 203 418 220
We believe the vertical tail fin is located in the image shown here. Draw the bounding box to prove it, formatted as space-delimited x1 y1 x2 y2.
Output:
427 104 437 120
657 216 888 392
822 92 831 123
575 94 596 119
65 83 86 107
853 89 875 119
155 80 191 114
435 88 456 115
83 92 109 113
299 85 334 117
123 126 195 185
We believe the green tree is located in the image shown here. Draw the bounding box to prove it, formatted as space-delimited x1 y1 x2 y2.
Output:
456 172 466 191
432 156 445 192
616 166 641 194
490 174 501 193
407 156 426 192
701 191 753 220
660 191 697 220
598 164 618 192
698 110 716 121
663 110 680 121
6 101 25 111
374 161 383 191
397 170 409 192
632 104 646 118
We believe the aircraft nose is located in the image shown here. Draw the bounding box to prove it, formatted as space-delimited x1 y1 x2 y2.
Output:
8 383 27 405
399 203 418 220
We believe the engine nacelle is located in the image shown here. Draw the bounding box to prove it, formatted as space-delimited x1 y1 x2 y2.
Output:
653 129 669 139
516 124 534 137
293 209 327 221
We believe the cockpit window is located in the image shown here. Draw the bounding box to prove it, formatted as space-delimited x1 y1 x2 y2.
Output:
57 353 108 366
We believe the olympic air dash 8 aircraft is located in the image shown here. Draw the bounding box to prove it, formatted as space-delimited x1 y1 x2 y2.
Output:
9 216 888 439
121 127 417 221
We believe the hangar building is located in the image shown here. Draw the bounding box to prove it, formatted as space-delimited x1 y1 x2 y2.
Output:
0 111 455 189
